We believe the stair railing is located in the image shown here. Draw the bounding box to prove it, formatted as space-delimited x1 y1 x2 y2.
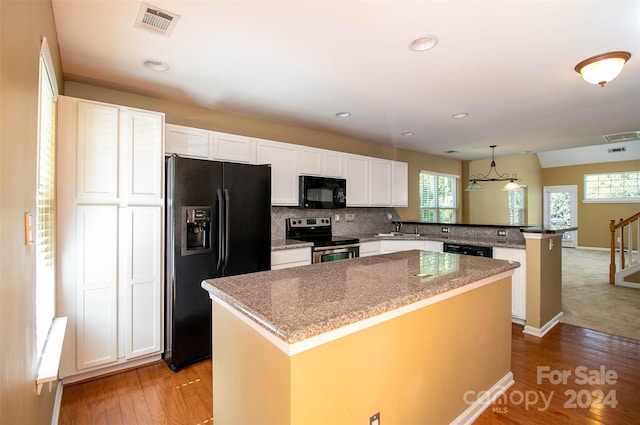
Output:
609 212 640 284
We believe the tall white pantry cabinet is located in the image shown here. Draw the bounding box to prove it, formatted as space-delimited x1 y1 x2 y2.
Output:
57 96 164 381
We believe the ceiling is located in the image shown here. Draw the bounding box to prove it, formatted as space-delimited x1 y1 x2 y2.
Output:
51 1 640 160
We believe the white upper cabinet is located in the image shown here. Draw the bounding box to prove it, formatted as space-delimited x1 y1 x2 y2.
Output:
256 139 299 206
299 147 345 178
121 109 164 201
299 146 323 176
165 123 210 159
345 154 370 206
391 161 409 207
323 150 345 178
369 158 392 206
164 123 407 207
212 131 256 163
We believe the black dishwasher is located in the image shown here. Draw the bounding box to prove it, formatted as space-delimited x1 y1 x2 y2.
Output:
443 243 493 258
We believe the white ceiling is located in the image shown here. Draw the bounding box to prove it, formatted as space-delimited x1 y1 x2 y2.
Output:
51 1 640 160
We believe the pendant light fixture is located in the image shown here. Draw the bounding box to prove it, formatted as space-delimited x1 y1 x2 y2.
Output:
466 145 520 191
574 51 631 87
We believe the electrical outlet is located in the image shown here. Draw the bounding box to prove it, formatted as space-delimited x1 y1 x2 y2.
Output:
345 213 355 222
497 229 507 237
369 412 380 425
441 227 450 233
335 214 340 222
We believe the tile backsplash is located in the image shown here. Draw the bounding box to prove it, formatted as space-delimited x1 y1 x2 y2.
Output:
271 207 400 239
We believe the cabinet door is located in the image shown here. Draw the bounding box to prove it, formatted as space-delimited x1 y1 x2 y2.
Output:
212 132 256 163
369 159 392 206
380 240 426 253
76 205 119 370
359 241 381 257
256 139 299 206
121 206 163 359
271 248 311 270
165 124 211 159
323 150 345 178
121 109 164 202
345 154 369 206
493 247 527 321
391 161 408 207
423 241 443 252
76 101 119 203
299 146 323 176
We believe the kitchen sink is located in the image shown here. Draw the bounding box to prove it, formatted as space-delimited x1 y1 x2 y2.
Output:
375 232 421 237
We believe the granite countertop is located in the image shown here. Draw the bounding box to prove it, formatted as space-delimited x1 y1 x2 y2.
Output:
272 234 525 251
520 225 578 234
202 250 519 345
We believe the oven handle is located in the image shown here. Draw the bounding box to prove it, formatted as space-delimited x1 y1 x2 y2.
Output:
312 243 360 252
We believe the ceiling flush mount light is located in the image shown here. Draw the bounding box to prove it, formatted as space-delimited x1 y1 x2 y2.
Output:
335 112 351 118
574 51 631 87
409 35 439 52
466 145 521 191
142 58 169 71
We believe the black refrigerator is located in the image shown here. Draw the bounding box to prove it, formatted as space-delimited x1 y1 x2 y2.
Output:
164 154 271 371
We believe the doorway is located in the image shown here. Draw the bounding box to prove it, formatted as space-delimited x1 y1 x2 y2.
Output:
543 185 577 247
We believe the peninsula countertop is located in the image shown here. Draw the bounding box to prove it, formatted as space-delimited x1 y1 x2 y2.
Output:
202 250 520 345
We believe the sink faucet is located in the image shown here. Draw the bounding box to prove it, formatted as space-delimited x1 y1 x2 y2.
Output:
394 222 402 233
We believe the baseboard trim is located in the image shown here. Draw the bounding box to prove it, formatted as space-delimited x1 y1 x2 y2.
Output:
51 381 63 425
450 371 515 425
524 312 563 338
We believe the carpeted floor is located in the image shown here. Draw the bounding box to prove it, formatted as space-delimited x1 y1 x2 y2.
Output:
561 248 640 341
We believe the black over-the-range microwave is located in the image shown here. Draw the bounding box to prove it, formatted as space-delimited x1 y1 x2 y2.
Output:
299 175 347 209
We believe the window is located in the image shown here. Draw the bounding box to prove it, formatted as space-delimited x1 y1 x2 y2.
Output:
419 171 458 223
36 37 58 360
508 188 526 225
584 172 640 202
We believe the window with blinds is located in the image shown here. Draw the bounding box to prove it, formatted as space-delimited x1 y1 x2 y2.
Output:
419 171 458 223
36 38 58 360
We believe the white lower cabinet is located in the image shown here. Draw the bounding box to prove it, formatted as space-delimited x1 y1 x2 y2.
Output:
359 241 381 257
57 96 164 381
493 247 527 322
271 248 311 269
380 240 442 253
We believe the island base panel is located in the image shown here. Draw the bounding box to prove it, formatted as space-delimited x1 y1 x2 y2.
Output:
212 276 512 424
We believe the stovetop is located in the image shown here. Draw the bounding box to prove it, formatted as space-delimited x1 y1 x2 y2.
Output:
285 217 360 247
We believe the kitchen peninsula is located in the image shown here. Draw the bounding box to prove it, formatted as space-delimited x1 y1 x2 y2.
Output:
202 250 519 424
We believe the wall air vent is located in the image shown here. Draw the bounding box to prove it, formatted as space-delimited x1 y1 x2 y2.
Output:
603 131 640 143
134 2 180 37
607 147 627 153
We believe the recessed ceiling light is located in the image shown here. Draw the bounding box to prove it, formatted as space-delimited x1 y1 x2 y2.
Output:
401 131 415 136
409 35 439 52
142 58 169 71
452 112 469 119
335 112 351 118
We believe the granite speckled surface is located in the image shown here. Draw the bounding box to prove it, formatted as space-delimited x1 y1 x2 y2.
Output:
202 250 519 344
271 234 525 251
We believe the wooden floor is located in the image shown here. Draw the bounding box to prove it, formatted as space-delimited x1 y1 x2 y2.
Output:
59 323 640 425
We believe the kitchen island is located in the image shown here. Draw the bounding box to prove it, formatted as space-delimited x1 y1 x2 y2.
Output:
202 250 519 425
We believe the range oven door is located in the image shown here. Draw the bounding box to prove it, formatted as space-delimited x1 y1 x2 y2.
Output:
313 244 359 263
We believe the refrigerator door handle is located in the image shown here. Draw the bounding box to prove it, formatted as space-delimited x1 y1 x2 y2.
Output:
224 189 230 268
216 189 224 270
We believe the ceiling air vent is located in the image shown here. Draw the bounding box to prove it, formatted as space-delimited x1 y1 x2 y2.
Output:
603 131 640 143
134 2 180 37
607 147 626 153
